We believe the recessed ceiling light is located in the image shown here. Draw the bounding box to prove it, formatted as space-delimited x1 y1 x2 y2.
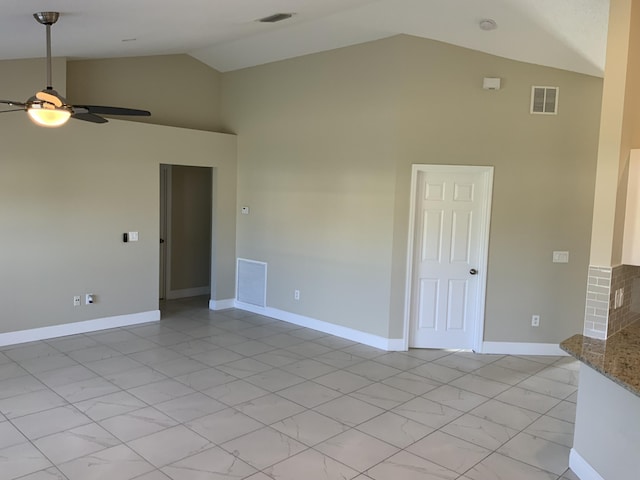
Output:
479 19 498 31
258 13 294 23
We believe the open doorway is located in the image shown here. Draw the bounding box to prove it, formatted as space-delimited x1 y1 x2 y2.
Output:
159 164 213 300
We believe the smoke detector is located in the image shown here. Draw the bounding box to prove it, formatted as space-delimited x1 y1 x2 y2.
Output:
479 19 498 31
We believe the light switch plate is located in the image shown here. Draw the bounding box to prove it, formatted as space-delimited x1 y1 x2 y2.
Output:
128 231 139 242
552 251 569 263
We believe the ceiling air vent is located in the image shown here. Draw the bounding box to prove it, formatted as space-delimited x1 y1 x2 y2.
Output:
258 13 294 23
531 86 559 115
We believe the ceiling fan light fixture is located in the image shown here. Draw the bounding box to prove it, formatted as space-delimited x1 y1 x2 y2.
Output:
27 104 71 127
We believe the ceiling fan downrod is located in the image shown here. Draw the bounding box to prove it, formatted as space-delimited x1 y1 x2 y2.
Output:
33 12 60 91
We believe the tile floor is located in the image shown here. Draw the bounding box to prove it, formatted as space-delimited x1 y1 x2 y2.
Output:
0 297 581 480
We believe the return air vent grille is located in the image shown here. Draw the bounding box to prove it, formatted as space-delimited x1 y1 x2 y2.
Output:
237 258 267 307
530 86 559 115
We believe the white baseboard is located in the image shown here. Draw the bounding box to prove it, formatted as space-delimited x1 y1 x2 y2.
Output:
166 287 210 300
209 298 235 310
233 301 404 351
0 310 160 348
480 341 568 356
570 449 605 480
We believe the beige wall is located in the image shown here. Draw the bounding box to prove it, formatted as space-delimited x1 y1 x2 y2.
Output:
222 35 603 342
67 55 222 132
0 57 67 98
0 113 236 335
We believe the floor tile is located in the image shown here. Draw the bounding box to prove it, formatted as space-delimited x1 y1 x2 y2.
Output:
4 343 60 362
523 415 575 448
18 354 79 375
166 339 218 356
46 335 100 353
440 413 519 450
129 347 185 366
469 399 541 430
153 392 226 422
473 364 531 385
404 349 452 362
0 374 47 400
220 426 306 470
11 404 92 439
433 354 488 373
0 419 28 449
276 380 343 408
0 388 67 419
314 395 384 427
85 356 144 376
33 422 121 464
104 366 168 389
203 379 269 406
492 356 548 375
161 445 257 480
0 442 52 479
265 448 358 480
226 340 276 356
372 352 427 370
51 376 120 403
536 366 580 386
464 452 557 480
406 430 491 473
285 342 333 358
422 385 489 412
251 349 305 368
0 362 29 381
449 374 511 398
99 406 178 442
316 429 400 472
350 382 414 409
408 362 466 383
174 367 234 391
545 400 577 423
58 444 154 480
494 386 561 414
517 375 577 400
73 391 148 421
392 397 463 429
366 450 458 480
185 408 264 444
313 350 366 369
271 410 349 446
356 411 433 448
68 345 123 363
340 344 386 360
280 359 337 379
497 431 570 475
381 371 441 395
16 466 68 480
346 361 401 381
244 367 306 392
234 393 306 424
216 357 272 378
128 379 196 405
313 370 372 393
128 425 211 467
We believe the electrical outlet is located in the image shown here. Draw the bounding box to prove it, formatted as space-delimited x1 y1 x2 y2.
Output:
294 289 300 300
73 296 81 307
86 294 94 305
531 315 540 327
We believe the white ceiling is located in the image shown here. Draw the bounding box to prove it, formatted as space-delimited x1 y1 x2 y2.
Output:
0 0 609 76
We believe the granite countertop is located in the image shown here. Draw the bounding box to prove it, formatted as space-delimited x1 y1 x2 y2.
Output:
560 321 640 398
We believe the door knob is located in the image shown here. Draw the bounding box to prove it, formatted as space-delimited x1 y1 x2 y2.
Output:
469 268 478 275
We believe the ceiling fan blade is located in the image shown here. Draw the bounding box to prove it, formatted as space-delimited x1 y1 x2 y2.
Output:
0 100 26 107
71 112 108 124
0 109 25 113
73 105 151 117
36 90 63 107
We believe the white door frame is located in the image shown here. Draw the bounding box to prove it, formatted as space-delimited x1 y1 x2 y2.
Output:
402 164 494 352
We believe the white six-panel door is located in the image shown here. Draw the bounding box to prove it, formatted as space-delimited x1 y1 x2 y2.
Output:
408 165 493 350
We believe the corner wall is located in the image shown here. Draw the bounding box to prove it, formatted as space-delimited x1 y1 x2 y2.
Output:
0 115 236 336
221 35 603 344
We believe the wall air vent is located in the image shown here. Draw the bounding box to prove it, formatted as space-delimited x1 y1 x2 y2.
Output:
531 86 559 115
237 258 267 307
258 13 294 23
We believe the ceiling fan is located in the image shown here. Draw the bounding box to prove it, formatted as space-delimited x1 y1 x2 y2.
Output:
0 12 150 127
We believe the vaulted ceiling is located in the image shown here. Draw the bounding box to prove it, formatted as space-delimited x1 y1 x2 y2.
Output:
0 0 608 76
